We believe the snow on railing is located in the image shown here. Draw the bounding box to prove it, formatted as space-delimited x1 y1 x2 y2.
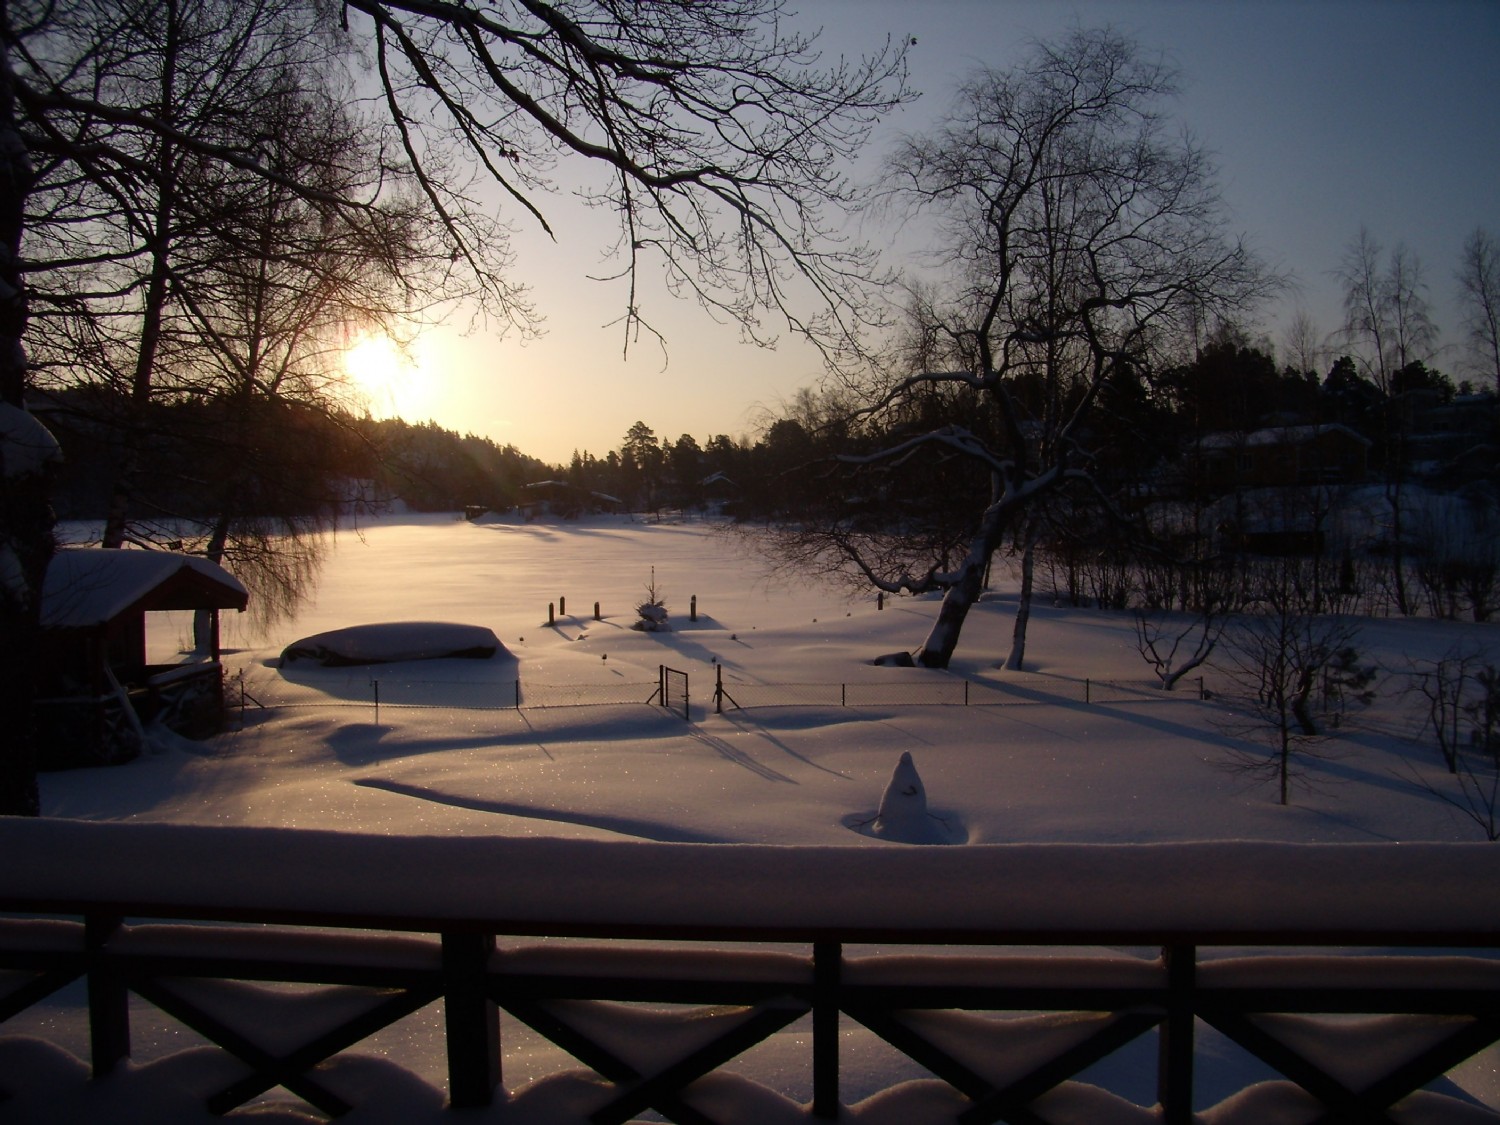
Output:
3 821 1499 1122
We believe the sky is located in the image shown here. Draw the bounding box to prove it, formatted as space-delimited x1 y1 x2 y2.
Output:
350 0 1500 467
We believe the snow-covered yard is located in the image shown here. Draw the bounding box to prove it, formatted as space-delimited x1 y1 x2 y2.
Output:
7 512 1500 1122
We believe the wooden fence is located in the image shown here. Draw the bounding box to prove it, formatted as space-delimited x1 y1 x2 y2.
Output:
3 822 1499 1123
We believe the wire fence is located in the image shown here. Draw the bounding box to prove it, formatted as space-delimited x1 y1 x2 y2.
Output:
235 672 663 717
713 671 1205 711
234 664 1204 725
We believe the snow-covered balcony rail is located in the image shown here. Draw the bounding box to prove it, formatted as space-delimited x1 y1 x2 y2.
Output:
2 820 1499 1123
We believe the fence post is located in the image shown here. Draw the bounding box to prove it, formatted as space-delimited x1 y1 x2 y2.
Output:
877 591 884 611
812 941 842 1118
559 595 566 616
548 602 555 626
372 679 380 725
715 664 723 714
442 931 500 1107
1158 944 1196 1125
1085 678 1091 704
841 683 846 707
514 679 521 709
594 601 601 621
690 594 697 622
87 913 128 1076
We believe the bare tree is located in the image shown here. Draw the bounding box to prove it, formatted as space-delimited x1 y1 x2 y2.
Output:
1 0 54 814
1458 227 1500 394
1335 229 1441 617
341 0 910 361
0 0 913 812
1408 648 1500 839
1338 228 1396 393
1134 557 1235 692
1280 307 1325 379
790 27 1268 668
15 0 384 548
1217 559 1375 805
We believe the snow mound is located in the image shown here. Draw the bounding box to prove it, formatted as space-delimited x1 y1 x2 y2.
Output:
0 402 62 479
846 752 965 845
279 622 507 667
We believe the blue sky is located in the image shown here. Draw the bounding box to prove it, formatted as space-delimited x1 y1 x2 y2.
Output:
365 0 1498 465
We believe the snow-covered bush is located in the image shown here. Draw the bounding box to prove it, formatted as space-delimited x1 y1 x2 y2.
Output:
633 567 671 632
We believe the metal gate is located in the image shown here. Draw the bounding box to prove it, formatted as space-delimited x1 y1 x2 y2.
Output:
656 665 689 720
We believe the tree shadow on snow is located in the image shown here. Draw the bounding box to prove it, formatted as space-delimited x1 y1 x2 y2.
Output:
352 778 732 843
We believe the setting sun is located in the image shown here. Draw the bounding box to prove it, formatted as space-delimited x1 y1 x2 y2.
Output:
343 333 430 420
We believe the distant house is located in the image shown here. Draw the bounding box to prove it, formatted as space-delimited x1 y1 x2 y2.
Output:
699 471 740 514
1401 392 1499 476
37 549 248 769
520 480 623 519
1194 424 1371 491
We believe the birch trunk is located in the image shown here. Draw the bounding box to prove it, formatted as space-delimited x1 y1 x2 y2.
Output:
1005 525 1038 671
916 501 1010 669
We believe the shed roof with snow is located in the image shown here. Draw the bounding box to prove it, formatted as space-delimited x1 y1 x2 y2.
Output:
41 549 248 631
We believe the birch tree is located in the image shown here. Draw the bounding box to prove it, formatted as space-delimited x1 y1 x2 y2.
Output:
1458 226 1499 394
792 27 1267 669
1336 229 1441 616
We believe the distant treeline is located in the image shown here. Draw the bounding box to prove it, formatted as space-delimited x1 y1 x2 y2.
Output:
35 388 555 521
38 335 1498 530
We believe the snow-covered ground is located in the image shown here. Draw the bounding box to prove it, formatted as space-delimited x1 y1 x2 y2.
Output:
9 511 1500 1122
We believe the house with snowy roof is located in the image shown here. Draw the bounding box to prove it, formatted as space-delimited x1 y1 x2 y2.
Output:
519 480 623 518
1193 423 1371 492
36 549 248 769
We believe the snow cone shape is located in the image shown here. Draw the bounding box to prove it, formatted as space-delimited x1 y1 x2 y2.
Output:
871 752 949 844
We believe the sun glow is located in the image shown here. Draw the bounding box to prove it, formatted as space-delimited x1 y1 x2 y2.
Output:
343 333 430 421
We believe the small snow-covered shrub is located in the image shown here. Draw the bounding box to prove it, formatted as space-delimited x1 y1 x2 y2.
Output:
633 568 671 632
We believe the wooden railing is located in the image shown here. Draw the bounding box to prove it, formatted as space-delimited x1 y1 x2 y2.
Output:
3 820 1499 1123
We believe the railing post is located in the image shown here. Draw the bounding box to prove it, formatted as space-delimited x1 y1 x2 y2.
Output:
1158 943 1195 1125
442 931 500 1108
86 913 128 1076
813 941 841 1119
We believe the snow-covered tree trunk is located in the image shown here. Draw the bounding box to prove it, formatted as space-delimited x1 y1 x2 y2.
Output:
917 499 1008 669
1005 522 1038 672
0 10 50 814
192 511 233 652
